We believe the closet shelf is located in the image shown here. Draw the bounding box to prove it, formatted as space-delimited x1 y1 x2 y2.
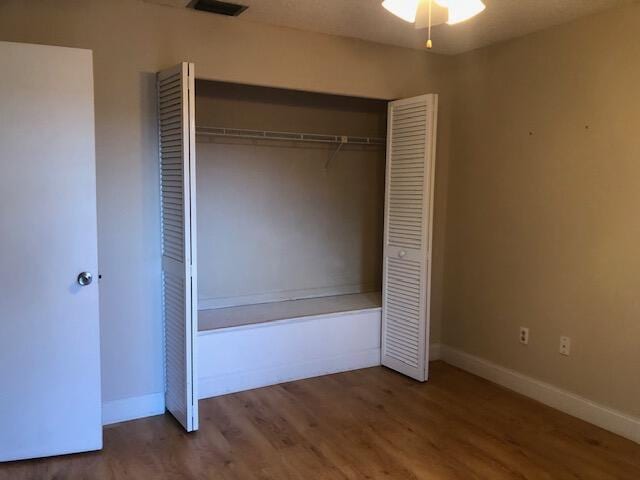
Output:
196 126 386 146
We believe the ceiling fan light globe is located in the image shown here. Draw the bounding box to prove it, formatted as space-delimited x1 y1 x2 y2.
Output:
446 0 486 24
382 0 420 23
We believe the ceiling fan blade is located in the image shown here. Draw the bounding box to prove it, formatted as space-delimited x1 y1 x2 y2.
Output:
414 0 448 29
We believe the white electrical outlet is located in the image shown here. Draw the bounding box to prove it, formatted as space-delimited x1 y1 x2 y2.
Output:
560 336 571 356
519 327 529 345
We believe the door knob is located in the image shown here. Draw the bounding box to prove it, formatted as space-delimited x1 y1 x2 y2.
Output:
77 272 93 286
398 250 406 258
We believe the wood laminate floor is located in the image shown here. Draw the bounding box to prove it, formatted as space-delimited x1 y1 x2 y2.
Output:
2 362 639 480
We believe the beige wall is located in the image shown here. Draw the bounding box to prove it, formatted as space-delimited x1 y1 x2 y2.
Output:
0 0 450 403
196 82 386 305
444 3 640 417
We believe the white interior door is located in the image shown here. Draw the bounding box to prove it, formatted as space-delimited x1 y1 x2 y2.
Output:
158 63 198 432
0 41 101 461
381 94 438 382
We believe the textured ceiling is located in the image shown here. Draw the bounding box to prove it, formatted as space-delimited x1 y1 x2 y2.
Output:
148 0 632 54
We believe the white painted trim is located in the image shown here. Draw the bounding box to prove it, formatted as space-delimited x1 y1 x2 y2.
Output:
199 348 380 399
199 283 379 310
440 346 640 444
102 393 165 426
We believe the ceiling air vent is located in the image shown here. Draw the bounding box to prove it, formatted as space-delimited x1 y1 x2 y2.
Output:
189 0 248 16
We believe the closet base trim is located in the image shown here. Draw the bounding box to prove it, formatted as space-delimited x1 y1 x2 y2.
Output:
199 348 381 399
441 345 640 444
199 342 441 400
198 308 382 399
97 343 439 426
102 393 165 426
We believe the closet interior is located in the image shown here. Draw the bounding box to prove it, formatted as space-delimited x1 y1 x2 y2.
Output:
194 80 388 331
159 62 436 429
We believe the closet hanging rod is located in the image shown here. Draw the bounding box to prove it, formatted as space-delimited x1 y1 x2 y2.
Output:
196 126 386 146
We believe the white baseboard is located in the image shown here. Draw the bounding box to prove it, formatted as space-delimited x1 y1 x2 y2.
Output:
102 392 165 426
199 283 378 310
101 339 437 425
440 346 640 444
200 348 380 399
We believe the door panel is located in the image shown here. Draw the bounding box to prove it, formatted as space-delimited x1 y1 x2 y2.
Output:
0 41 101 461
158 62 198 432
381 94 438 382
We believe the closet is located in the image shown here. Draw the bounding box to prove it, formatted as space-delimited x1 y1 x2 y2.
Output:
195 79 387 326
158 63 437 432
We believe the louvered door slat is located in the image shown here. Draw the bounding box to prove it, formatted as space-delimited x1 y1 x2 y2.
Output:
158 62 198 432
382 94 438 382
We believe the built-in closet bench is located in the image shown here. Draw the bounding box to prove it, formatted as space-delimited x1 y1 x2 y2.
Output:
197 292 383 399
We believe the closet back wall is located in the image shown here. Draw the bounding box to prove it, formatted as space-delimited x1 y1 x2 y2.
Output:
196 82 386 307
0 0 451 419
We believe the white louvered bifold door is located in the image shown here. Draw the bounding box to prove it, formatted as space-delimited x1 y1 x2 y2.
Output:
158 62 198 431
382 94 438 382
